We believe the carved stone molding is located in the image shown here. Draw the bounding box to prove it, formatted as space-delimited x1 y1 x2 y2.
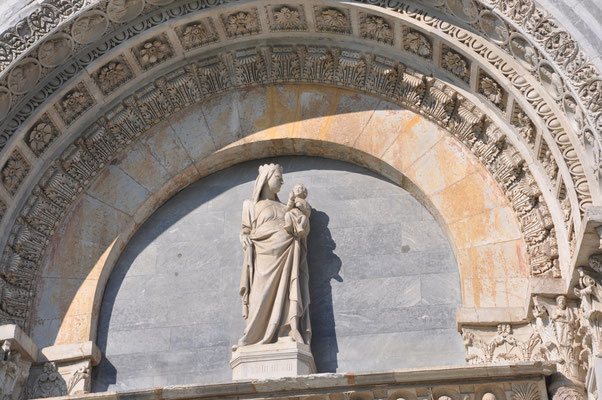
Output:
0 42 567 328
0 0 593 263
0 0 598 171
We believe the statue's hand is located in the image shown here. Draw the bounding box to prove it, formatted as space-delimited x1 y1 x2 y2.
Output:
240 233 252 250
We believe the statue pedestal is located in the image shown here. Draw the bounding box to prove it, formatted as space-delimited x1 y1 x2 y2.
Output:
230 341 316 380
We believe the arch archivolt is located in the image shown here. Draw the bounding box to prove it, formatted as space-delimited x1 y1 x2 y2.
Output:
0 0 598 223
0 32 575 331
0 0 597 333
30 84 528 346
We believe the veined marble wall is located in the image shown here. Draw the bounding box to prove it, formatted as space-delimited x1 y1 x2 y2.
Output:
93 156 464 391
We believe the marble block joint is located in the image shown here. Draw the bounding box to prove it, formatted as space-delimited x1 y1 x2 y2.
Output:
231 342 316 380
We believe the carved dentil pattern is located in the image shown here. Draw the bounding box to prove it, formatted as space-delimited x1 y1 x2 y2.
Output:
0 43 565 328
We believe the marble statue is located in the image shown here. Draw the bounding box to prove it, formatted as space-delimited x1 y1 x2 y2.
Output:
236 164 311 349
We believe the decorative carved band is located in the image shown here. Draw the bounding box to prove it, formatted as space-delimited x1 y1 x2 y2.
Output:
0 0 592 277
463 254 602 400
0 43 560 328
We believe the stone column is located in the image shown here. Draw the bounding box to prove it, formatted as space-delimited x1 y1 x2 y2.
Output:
0 324 37 400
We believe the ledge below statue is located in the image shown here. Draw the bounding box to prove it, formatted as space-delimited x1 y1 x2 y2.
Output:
230 341 316 380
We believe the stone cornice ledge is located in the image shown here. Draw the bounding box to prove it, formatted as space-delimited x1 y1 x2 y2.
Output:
58 363 556 400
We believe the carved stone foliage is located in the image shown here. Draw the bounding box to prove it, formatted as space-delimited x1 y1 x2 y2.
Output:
511 383 541 400
2 150 29 196
315 8 350 34
462 324 544 364
573 258 602 377
0 43 567 327
268 6 307 31
0 1 592 237
132 35 174 71
0 0 597 204
478 72 505 111
512 106 536 148
441 46 470 83
403 28 432 58
222 10 260 38
0 340 31 400
360 14 393 45
29 362 67 398
176 19 218 50
54 83 95 126
0 199 5 222
532 295 583 380
26 114 60 156
93 57 135 96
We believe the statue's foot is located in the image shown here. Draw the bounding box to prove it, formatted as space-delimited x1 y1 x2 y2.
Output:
231 344 238 352
290 329 304 344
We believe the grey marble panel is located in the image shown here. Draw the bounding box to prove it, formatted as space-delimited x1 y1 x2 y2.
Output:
93 156 464 392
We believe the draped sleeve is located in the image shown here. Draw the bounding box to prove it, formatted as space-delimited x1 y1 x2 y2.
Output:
239 199 254 318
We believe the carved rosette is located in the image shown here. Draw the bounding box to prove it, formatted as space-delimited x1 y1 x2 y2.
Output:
54 83 96 126
221 10 261 38
441 46 470 83
26 114 60 156
93 57 135 96
132 35 174 71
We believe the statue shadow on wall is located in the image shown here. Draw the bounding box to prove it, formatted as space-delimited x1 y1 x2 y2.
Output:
307 209 342 373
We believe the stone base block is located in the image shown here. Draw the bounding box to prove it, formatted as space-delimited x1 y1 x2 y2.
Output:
230 341 316 380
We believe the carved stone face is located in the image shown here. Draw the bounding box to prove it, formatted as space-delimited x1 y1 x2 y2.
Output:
557 295 567 309
267 170 284 194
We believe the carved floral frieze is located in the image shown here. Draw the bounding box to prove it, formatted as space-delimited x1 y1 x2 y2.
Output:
176 19 218 50
26 114 60 156
315 8 350 34
222 10 261 38
132 35 174 70
403 27 432 59
93 57 135 96
54 83 96 126
0 0 597 201
1 150 29 196
268 6 307 31
360 14 393 45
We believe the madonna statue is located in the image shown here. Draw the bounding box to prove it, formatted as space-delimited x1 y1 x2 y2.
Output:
236 164 312 349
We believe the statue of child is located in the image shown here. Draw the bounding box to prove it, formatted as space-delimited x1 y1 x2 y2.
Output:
283 183 311 237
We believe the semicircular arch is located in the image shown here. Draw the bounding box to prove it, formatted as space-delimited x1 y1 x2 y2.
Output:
27 84 529 348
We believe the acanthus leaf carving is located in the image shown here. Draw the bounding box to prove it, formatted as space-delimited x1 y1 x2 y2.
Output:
1 150 30 196
360 14 393 44
315 8 349 34
270 6 306 31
